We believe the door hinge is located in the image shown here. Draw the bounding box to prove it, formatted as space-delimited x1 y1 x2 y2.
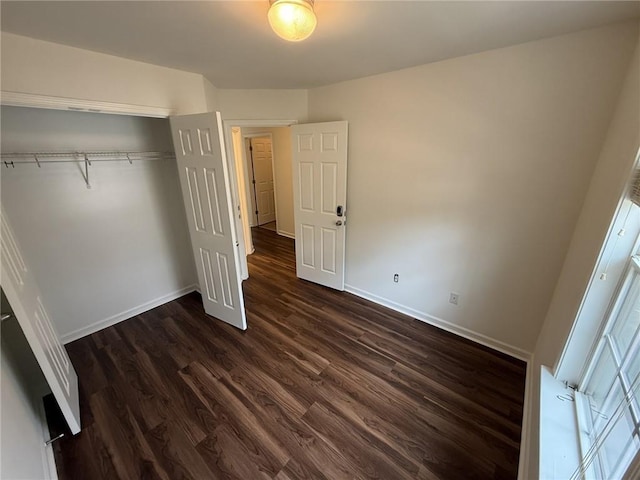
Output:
249 145 253 151
255 210 259 215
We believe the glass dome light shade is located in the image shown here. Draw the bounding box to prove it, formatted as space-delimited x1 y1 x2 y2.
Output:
268 0 317 42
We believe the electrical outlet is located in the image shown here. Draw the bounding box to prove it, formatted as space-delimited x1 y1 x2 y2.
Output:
393 273 399 283
449 292 459 305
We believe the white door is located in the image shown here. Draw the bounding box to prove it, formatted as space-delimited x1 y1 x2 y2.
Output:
291 121 348 290
1 208 81 434
170 112 247 330
250 137 276 226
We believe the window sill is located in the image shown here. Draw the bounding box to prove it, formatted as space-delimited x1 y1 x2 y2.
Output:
539 366 582 479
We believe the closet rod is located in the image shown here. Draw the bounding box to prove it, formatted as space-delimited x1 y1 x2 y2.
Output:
0 151 176 189
0 151 175 162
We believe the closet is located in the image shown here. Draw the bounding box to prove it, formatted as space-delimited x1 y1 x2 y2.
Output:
1 105 197 340
0 105 198 441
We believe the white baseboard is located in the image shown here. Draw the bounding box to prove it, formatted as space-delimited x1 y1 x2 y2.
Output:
343 284 532 362
277 230 295 239
60 284 198 344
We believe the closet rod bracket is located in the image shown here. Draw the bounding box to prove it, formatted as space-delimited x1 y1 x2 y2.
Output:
83 154 91 189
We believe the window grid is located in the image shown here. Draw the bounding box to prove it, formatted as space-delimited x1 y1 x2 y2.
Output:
579 256 640 478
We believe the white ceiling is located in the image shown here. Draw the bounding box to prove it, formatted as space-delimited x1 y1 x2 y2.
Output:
2 1 639 89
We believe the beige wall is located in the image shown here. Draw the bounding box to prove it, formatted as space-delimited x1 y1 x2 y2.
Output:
307 21 639 356
523 34 640 480
241 126 295 237
217 89 307 122
536 38 640 375
1 32 209 114
203 77 219 112
0 33 309 123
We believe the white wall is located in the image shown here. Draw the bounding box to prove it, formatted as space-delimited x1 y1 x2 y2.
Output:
270 127 295 237
536 38 640 376
217 89 307 121
1 32 208 115
203 77 219 112
523 33 640 480
242 126 295 237
1 292 51 479
0 32 310 122
0 106 197 341
307 21 639 356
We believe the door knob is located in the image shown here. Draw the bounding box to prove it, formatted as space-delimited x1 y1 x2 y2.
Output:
336 220 343 226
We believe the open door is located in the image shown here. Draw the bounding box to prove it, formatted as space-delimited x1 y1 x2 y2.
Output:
291 121 348 290
170 112 247 330
1 208 81 434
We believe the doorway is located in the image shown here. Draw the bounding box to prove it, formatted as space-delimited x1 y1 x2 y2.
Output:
225 121 297 280
225 120 348 291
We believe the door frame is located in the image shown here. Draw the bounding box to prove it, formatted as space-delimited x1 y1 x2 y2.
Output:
222 119 297 280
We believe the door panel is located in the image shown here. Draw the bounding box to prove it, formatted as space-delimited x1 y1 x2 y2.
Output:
321 228 337 274
321 163 337 213
299 163 314 211
292 121 348 291
301 224 315 267
251 138 276 226
1 209 81 434
170 112 246 330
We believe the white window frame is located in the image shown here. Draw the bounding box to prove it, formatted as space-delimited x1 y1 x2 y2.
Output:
573 254 640 479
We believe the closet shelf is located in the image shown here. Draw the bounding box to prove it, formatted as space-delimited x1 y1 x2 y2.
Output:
0 151 175 163
0 151 176 189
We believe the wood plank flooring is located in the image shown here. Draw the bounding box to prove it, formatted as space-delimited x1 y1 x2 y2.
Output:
55 227 526 479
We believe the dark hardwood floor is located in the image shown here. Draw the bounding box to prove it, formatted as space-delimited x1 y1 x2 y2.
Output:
55 227 526 480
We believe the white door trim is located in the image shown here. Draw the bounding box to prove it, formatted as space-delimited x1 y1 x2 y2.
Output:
222 119 298 280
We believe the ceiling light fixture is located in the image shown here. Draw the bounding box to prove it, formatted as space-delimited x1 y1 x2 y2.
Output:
268 0 317 42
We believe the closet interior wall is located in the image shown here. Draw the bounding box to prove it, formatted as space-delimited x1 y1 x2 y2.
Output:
0 106 197 341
